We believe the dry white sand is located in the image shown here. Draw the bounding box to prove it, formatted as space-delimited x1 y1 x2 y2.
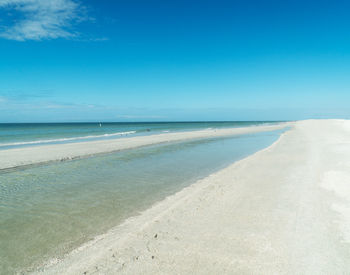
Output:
38 120 350 274
0 123 287 170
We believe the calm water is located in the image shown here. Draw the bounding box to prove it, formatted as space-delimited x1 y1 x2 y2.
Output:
0 121 279 149
0 128 285 274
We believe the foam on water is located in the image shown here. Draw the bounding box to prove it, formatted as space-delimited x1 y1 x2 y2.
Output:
0 131 137 147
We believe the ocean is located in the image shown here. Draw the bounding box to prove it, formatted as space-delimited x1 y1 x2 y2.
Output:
0 122 284 273
0 122 278 149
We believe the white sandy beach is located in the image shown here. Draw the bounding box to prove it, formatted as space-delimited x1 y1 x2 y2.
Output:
0 123 287 170
36 119 350 274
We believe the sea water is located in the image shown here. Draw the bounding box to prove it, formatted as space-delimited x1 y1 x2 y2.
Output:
0 121 279 149
0 128 285 274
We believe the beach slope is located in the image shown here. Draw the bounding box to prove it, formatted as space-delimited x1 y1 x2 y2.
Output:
39 120 350 274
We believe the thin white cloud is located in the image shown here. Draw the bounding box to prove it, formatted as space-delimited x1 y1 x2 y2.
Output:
0 0 86 41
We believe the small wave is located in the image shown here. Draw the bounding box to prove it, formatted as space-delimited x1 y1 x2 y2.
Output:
0 131 137 147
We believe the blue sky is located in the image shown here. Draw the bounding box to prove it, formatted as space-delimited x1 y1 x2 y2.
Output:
0 0 350 122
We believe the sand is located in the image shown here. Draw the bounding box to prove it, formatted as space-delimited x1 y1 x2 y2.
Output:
0 123 288 170
37 120 350 274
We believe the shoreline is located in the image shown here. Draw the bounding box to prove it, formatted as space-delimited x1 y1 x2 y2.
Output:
36 119 350 274
0 123 289 170
34 123 291 274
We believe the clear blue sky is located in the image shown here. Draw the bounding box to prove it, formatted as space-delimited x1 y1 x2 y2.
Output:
0 0 350 122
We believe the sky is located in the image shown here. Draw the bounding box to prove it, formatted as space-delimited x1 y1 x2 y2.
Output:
0 0 350 122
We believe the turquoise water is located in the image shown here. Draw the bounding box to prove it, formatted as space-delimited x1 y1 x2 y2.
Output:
0 129 284 274
0 122 279 149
